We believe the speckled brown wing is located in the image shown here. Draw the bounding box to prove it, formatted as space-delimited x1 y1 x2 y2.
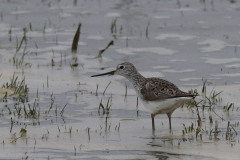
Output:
139 78 195 101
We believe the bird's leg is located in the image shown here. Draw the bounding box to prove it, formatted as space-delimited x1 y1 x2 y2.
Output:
151 114 155 130
167 112 172 130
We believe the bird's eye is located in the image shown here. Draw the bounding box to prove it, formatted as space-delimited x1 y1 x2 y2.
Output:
119 65 124 69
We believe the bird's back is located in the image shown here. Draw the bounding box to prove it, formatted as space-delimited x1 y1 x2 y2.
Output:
137 77 195 101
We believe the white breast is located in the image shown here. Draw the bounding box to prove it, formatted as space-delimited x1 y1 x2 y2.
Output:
140 97 193 115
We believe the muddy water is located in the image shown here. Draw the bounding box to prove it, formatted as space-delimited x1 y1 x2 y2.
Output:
0 0 240 159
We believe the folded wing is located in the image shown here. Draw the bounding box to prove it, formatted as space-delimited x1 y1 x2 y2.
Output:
140 78 195 101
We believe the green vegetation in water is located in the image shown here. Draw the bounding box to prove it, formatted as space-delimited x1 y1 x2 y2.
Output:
146 22 150 38
15 35 24 53
13 100 40 119
95 83 99 96
103 81 111 96
195 127 201 139
186 84 239 144
226 121 237 141
188 88 199 95
12 47 30 69
111 18 117 34
124 82 128 101
223 103 234 112
8 27 12 41
205 88 223 108
29 23 32 31
98 97 112 115
97 40 114 57
187 84 222 110
71 23 82 54
60 103 68 116
10 32 31 68
2 74 29 95
47 97 55 114
70 62 79 70
51 59 55 66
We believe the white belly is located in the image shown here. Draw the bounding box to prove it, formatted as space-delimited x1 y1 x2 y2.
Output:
140 97 193 115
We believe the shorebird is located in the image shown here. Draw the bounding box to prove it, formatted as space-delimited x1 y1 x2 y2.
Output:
91 62 196 130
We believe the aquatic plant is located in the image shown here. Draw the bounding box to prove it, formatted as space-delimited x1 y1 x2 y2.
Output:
97 40 114 57
98 97 112 115
111 18 117 34
103 81 111 96
2 74 28 95
72 23 82 54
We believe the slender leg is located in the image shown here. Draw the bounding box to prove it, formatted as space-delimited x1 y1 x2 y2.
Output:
151 114 155 130
167 113 172 130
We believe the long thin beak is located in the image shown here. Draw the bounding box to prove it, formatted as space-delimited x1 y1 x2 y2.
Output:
91 70 115 77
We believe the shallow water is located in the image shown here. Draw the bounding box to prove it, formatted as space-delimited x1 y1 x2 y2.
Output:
0 0 240 159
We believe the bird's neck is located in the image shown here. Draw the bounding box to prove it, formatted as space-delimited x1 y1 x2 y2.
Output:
125 72 145 84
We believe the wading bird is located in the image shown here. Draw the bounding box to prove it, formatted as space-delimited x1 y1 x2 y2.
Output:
92 62 196 130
